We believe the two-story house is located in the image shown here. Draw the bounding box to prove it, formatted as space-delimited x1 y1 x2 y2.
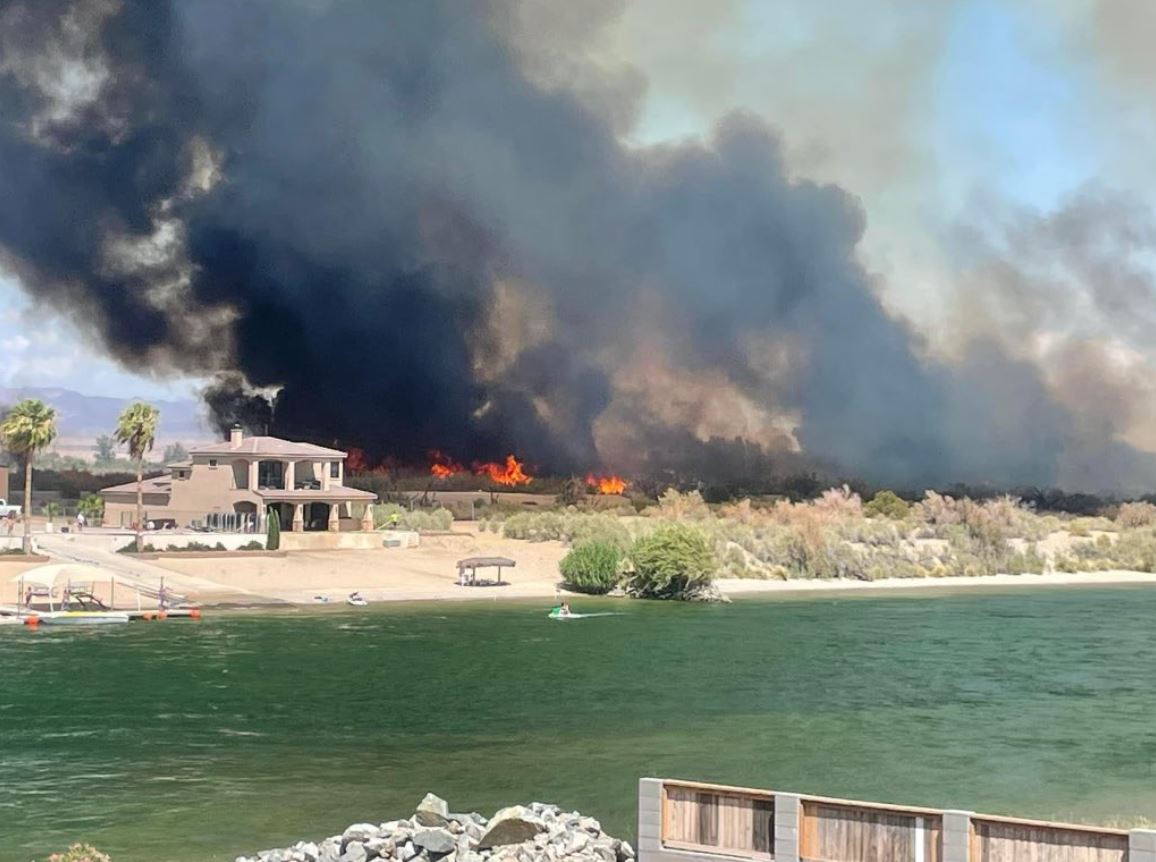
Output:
100 427 376 531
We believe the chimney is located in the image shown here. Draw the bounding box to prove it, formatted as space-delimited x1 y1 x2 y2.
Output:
230 425 244 447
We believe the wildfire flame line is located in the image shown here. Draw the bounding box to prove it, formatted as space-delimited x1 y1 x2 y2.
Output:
429 450 464 479
586 473 628 495
476 454 532 487
427 451 533 486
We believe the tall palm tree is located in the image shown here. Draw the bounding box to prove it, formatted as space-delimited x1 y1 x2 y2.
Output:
114 402 160 552
0 399 58 553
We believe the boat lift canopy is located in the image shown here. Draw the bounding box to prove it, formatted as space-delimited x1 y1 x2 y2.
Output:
10 564 136 589
12 564 149 612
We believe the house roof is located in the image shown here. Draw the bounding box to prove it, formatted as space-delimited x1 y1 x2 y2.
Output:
100 476 172 495
189 436 346 458
255 487 376 501
167 460 193 468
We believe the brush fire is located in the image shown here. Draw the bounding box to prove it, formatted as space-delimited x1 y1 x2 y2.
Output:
429 451 464 479
587 474 628 495
475 455 533 487
429 452 532 486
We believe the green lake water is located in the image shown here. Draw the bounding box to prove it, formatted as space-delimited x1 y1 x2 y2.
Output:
4 588 1156 862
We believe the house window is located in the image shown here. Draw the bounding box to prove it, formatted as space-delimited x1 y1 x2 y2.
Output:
258 460 285 490
208 459 218 469
330 462 340 479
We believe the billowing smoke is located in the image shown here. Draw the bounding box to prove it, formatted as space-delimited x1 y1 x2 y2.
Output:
2 0 1155 491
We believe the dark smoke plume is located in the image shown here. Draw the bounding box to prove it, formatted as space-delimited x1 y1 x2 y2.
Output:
2 0 1155 491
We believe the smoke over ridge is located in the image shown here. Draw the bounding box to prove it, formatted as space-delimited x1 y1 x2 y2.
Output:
2 0 1156 491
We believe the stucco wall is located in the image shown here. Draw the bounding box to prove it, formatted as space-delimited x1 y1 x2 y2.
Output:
169 458 260 515
279 530 417 550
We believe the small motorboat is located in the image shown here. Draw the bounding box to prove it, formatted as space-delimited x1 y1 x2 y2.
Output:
313 595 331 603
546 608 618 621
346 592 369 607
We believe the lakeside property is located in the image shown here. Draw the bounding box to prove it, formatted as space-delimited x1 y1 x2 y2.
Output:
15 524 1156 610
8 589 1156 861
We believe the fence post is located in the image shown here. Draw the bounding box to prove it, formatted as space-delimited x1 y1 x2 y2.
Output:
638 779 663 862
774 793 800 862
1130 828 1156 862
941 811 972 862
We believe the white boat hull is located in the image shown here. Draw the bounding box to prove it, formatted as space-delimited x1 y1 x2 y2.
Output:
38 612 130 626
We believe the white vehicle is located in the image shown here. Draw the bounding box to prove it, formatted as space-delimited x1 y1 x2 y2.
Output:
0 499 21 518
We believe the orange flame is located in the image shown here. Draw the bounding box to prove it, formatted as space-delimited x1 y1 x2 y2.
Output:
346 447 369 474
475 454 533 487
429 450 464 479
586 473 628 495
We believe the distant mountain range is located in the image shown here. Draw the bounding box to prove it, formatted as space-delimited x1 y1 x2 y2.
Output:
0 386 213 442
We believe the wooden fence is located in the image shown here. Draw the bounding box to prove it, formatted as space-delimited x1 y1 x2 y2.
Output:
662 781 775 857
641 779 1142 862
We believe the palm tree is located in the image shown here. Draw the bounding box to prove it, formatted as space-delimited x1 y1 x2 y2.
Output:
0 399 58 553
114 402 160 552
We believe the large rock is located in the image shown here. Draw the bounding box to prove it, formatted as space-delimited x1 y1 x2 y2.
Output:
478 807 546 850
415 793 451 827
343 824 381 845
564 833 590 856
340 843 368 862
415 827 458 855
450 813 487 827
591 846 615 862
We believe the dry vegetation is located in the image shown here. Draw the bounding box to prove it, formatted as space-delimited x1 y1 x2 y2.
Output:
482 488 1156 581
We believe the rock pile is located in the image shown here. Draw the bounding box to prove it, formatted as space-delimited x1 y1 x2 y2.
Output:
236 794 636 862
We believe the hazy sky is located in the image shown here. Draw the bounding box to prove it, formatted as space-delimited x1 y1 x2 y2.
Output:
1 0 1152 403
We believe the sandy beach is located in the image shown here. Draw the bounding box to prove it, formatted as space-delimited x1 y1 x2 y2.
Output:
18 527 1156 608
149 533 1156 605
148 531 571 605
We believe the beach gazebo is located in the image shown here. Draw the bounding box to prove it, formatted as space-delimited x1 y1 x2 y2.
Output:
455 556 516 586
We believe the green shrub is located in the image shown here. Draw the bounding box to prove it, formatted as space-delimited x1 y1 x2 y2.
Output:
374 503 453 532
239 540 265 551
266 508 281 550
559 540 623 594
78 493 105 520
117 540 156 554
864 490 910 520
627 525 717 599
502 510 631 548
568 514 631 550
1006 544 1046 575
1117 502 1156 528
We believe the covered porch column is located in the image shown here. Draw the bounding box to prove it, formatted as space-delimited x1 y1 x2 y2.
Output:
328 501 341 532
360 502 374 532
291 503 304 533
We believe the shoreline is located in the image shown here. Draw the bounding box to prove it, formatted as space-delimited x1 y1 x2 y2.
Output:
188 569 1156 610
715 569 1156 596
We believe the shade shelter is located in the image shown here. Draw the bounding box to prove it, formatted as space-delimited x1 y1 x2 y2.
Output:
455 556 516 586
12 564 146 612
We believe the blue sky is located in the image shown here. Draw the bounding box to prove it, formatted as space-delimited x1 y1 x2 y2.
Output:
0 0 1135 399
